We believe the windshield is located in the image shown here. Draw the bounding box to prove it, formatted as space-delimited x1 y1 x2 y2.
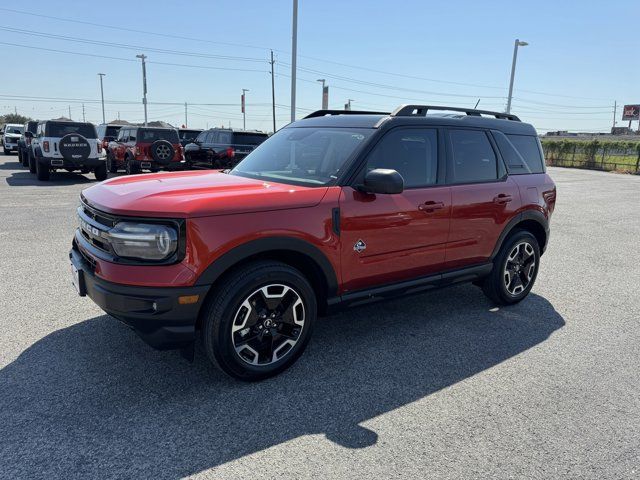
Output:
138 129 179 143
230 127 374 187
5 125 23 135
105 126 121 138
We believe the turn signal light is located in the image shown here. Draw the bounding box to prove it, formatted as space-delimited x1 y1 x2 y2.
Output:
178 295 200 305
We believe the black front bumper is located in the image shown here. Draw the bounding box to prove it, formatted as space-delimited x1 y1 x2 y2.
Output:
69 246 210 350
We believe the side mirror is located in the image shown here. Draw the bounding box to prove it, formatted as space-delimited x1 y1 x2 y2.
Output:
24 131 34 139
360 168 404 194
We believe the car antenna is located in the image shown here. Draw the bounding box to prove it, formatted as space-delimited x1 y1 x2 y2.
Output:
474 98 481 109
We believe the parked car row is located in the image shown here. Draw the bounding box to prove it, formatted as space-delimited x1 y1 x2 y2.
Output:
5 119 269 181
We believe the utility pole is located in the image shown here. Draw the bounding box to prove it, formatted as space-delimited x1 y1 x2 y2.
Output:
184 102 188 127
290 0 298 122
14 106 17 115
317 79 328 109
345 99 353 111
136 54 148 126
82 103 86 122
242 88 249 130
506 39 528 114
612 101 617 130
68 105 72 120
98 73 106 124
270 50 276 133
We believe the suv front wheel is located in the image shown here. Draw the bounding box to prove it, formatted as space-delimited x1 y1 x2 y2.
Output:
480 229 540 306
125 157 140 175
202 261 317 381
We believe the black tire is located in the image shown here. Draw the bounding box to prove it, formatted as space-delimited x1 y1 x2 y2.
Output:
481 229 540 306
94 163 107 181
202 261 317 381
28 151 36 173
106 153 118 173
125 157 140 175
17 149 22 164
35 158 50 181
3 147 8 155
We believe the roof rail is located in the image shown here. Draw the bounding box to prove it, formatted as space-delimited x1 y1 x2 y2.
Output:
390 104 520 121
304 109 390 119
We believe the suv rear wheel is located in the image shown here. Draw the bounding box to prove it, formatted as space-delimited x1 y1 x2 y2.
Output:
35 158 50 181
125 157 140 175
106 153 118 173
480 229 540 306
94 163 107 181
202 261 317 381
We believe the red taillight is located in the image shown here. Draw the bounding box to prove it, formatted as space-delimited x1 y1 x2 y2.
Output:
135 146 142 157
43 141 50 152
97 142 102 153
26 138 31 146
226 147 235 158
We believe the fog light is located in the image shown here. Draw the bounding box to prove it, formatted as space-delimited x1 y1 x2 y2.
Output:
178 295 200 305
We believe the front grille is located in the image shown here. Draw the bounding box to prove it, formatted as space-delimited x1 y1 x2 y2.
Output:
77 199 117 255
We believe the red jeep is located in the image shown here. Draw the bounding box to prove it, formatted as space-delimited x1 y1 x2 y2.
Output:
106 126 185 174
70 105 556 381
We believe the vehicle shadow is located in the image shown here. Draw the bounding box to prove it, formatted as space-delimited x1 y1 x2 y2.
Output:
0 285 564 478
0 158 24 170
4 170 120 187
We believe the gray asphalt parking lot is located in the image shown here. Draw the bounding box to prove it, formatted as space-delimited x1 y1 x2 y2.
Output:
0 154 638 479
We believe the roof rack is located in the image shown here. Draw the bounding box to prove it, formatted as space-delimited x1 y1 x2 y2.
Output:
304 109 390 119
390 104 520 121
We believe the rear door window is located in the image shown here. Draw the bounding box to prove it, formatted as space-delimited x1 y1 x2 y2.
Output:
137 129 178 143
217 131 232 145
447 129 498 183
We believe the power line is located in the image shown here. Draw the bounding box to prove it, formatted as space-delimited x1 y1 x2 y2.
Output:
0 26 266 63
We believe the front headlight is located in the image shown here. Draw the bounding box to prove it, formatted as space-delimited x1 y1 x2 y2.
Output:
107 222 178 260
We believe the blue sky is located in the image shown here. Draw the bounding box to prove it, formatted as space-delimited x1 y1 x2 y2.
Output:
0 0 638 132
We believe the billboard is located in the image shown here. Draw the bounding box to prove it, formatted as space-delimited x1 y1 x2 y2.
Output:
622 104 640 120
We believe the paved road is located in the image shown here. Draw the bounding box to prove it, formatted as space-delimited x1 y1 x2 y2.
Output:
0 156 638 479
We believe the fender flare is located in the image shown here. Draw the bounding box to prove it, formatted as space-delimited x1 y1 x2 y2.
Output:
490 210 549 259
194 236 339 296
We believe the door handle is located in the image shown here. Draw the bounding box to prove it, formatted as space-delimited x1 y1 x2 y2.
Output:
493 194 513 204
418 201 445 213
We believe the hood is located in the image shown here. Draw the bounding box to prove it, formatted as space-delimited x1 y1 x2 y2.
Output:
82 170 328 218
4 133 22 139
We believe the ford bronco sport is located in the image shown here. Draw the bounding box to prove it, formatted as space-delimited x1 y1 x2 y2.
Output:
106 126 184 174
18 120 38 167
70 105 556 381
29 120 105 181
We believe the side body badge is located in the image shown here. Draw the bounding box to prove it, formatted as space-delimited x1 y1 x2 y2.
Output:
353 239 366 253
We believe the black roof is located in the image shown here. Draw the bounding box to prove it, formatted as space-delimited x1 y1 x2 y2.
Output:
291 105 537 135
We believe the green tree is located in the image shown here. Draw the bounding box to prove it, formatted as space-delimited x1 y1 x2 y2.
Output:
1 113 33 124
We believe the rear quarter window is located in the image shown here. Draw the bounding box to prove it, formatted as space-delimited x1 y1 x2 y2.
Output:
503 134 545 174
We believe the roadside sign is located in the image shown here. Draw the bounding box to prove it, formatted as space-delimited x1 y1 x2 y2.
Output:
622 104 640 120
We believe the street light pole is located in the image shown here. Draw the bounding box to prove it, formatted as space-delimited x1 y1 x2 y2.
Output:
136 54 148 126
98 73 106 124
290 0 298 123
242 89 249 130
506 39 528 114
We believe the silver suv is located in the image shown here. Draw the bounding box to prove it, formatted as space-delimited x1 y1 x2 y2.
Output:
29 120 106 181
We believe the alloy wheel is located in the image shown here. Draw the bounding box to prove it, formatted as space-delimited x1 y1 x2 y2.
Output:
503 241 536 296
156 144 171 160
231 284 305 366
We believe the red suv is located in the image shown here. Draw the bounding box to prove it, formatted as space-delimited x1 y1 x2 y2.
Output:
106 126 185 174
70 105 556 381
